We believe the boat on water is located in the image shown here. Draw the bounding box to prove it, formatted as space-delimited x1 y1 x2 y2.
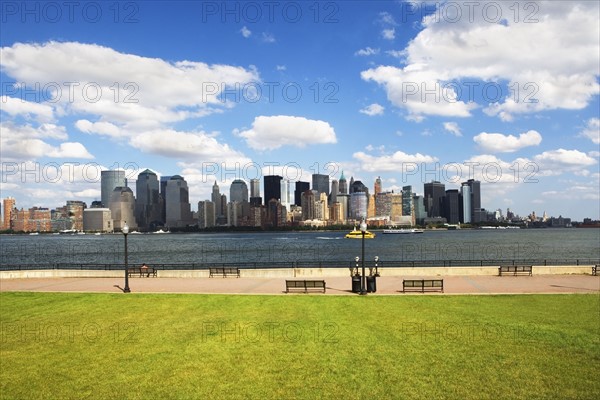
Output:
153 229 170 234
345 227 376 239
382 228 424 234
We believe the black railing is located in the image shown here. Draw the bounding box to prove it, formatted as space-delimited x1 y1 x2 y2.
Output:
1 259 598 271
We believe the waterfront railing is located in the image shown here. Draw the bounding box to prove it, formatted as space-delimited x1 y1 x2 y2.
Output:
1 259 599 271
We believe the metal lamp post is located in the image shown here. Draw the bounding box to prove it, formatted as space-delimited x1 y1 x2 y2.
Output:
123 222 130 293
359 220 367 295
374 256 380 277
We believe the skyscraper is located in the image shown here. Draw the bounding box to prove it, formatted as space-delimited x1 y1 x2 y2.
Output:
350 192 368 220
280 179 290 209
264 175 282 205
374 176 382 195
330 179 339 204
230 179 249 203
109 187 136 230
339 171 348 195
294 181 310 206
312 174 329 197
101 170 126 208
402 186 413 217
212 181 222 217
463 179 482 223
250 179 260 197
461 183 471 223
444 189 460 224
165 175 192 227
135 169 161 229
424 181 446 218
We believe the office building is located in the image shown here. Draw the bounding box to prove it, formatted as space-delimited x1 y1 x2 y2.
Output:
264 175 282 205
330 179 339 204
165 175 192 228
424 181 446 218
197 201 216 229
294 181 310 206
136 169 161 229
83 208 112 232
350 192 368 220
3 197 16 230
444 189 460 224
109 187 137 230
338 171 348 195
101 170 126 208
230 179 249 203
312 174 329 197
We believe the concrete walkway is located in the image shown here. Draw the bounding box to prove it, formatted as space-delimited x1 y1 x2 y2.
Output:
1 275 599 295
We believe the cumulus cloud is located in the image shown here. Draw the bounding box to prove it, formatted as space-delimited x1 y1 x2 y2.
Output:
361 65 478 119
580 118 600 144
236 115 337 151
473 130 542 153
129 129 251 164
533 148 597 175
0 41 259 131
382 28 395 40
443 122 462 137
0 96 54 122
0 123 93 160
362 2 600 120
353 150 438 172
359 103 384 116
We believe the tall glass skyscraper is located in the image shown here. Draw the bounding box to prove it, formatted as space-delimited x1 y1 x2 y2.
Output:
230 179 248 203
135 169 161 229
101 170 126 208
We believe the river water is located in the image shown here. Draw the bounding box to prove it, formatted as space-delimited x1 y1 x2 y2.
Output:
1 229 598 267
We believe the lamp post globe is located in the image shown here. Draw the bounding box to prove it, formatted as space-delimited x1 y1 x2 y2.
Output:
359 219 367 295
123 222 130 293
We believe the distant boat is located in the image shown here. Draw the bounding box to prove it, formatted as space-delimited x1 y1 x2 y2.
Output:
59 229 77 234
29 232 39 236
153 229 170 234
345 227 376 239
382 228 424 234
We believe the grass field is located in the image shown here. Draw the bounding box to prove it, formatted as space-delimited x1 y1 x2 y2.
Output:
1 292 599 399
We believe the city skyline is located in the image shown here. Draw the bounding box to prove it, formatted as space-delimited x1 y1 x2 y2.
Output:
1 1 599 220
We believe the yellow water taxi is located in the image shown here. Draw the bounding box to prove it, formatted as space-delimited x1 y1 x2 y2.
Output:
345 227 376 239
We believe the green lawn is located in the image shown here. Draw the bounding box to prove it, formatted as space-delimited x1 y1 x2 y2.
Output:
1 292 599 399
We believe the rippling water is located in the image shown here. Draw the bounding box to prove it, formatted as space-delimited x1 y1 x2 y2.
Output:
1 228 599 266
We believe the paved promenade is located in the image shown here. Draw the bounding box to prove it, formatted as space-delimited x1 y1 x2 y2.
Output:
1 275 598 295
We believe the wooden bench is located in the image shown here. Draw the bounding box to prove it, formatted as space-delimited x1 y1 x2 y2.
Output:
285 280 326 293
499 265 532 276
127 267 157 277
593 265 598 276
402 279 444 293
209 267 240 278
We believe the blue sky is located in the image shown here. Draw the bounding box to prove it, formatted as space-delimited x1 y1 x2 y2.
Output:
1 1 599 220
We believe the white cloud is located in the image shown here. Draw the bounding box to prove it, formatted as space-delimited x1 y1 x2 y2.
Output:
533 149 597 175
580 118 600 144
0 123 93 160
0 41 260 130
361 65 477 119
355 47 380 56
359 103 384 116
240 26 251 38
382 28 395 40
473 130 542 153
443 122 462 137
237 115 337 151
364 2 600 120
353 150 438 172
378 12 397 26
75 120 122 138
0 96 54 122
129 129 250 164
276 65 286 71
262 33 276 43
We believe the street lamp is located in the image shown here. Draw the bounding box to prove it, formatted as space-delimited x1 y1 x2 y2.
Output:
374 256 380 277
359 219 367 295
122 222 130 293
